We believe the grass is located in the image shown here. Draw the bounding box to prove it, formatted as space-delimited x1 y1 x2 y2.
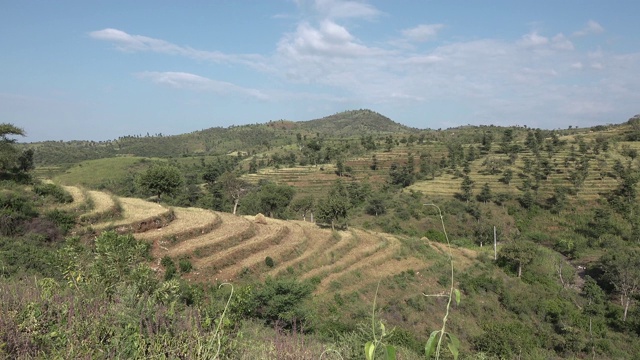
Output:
54 156 156 187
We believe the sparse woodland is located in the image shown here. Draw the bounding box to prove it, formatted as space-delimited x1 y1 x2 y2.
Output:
3 111 640 359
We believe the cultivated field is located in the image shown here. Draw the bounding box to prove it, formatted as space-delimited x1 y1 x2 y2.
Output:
64 186 437 293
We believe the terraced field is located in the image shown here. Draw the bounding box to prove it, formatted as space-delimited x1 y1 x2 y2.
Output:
62 186 434 292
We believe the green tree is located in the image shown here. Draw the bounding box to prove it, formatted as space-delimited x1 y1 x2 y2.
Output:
365 194 387 217
0 124 33 180
499 241 539 278
219 171 250 215
500 168 513 185
599 248 640 321
316 180 351 230
136 163 184 200
459 175 474 202
477 183 492 204
291 195 315 221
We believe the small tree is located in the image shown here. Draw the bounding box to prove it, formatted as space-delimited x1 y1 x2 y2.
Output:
291 195 315 221
477 183 492 204
499 241 538 278
459 175 474 202
137 163 184 200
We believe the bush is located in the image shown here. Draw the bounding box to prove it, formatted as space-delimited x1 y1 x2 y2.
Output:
265 256 275 268
178 258 193 273
44 209 76 235
32 183 73 203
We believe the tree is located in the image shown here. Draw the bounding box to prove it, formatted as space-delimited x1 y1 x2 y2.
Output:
500 168 513 185
499 241 539 278
599 248 640 321
365 194 387 217
291 195 315 221
255 182 296 218
477 183 492 204
136 163 184 200
0 124 32 180
459 175 474 202
316 180 351 230
219 171 250 215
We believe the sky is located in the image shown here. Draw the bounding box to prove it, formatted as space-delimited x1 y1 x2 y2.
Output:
2 0 640 142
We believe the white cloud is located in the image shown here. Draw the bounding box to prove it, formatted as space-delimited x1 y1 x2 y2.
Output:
551 34 574 50
402 24 445 42
570 62 583 69
518 31 549 47
573 20 604 36
277 20 385 58
136 72 268 99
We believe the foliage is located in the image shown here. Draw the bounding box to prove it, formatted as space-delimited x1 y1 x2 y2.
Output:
136 163 184 199
33 183 73 203
252 277 314 327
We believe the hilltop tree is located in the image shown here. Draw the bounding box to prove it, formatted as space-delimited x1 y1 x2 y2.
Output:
136 163 184 200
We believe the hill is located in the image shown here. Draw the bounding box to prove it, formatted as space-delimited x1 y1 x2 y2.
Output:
28 109 418 167
296 109 414 136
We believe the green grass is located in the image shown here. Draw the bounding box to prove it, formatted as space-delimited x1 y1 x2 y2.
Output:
54 156 159 187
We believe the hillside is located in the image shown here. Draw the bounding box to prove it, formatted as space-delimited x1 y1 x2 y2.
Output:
4 113 640 358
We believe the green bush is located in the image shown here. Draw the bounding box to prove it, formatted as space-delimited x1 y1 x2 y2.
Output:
44 209 76 235
33 183 73 203
264 256 275 268
178 258 192 273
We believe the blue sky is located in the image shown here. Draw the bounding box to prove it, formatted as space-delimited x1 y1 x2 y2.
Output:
2 0 639 142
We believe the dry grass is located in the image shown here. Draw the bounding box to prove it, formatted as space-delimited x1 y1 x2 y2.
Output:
267 222 326 277
314 233 402 292
92 197 172 232
203 219 307 280
166 212 254 258
85 190 114 216
60 185 86 210
332 257 430 294
136 207 221 246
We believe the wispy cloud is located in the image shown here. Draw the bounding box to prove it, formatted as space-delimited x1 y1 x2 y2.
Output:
136 72 269 100
573 20 605 37
402 24 445 43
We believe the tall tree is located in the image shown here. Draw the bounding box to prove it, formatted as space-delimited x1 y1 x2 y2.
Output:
0 124 32 179
219 171 250 215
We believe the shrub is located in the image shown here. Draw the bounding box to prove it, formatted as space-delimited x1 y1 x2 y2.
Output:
32 183 73 203
265 256 275 268
44 209 76 235
178 258 192 273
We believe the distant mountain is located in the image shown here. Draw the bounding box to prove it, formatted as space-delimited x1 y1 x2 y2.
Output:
29 109 418 165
